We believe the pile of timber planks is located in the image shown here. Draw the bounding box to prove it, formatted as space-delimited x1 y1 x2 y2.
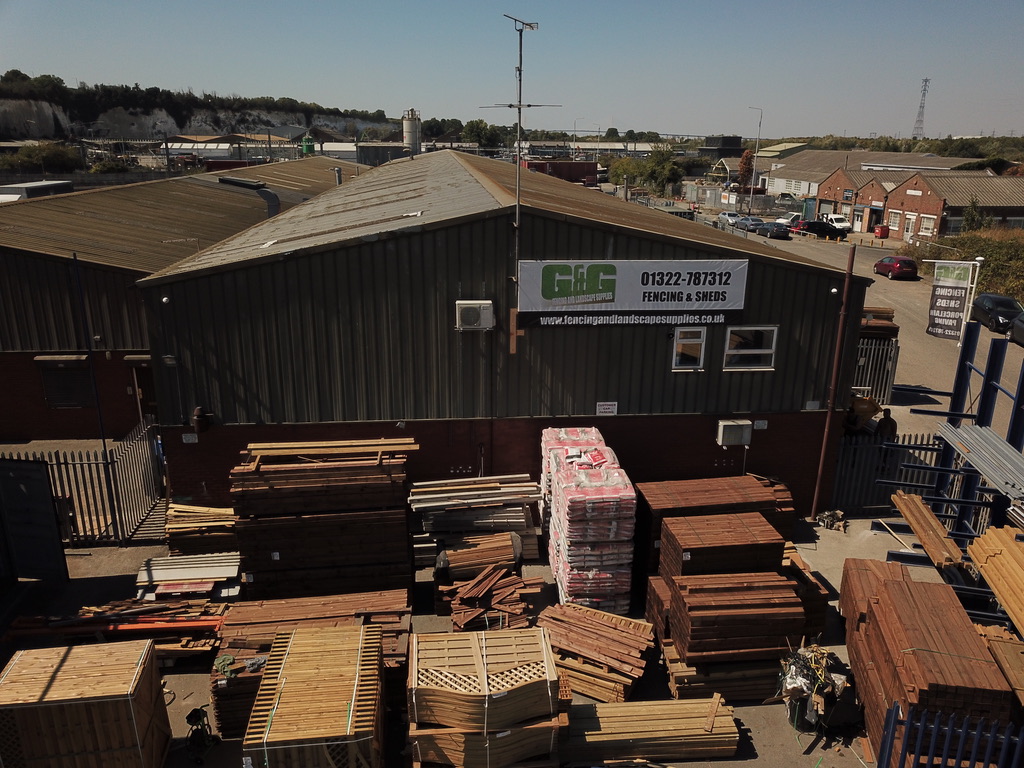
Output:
659 512 785 577
891 490 964 568
842 558 1013 752
408 629 562 767
968 526 1024 631
636 474 796 573
535 603 654 702
438 563 545 631
164 503 237 555
135 552 241 601
0 639 171 768
230 439 416 599
242 626 384 768
438 531 524 581
211 589 410 740
562 698 739 763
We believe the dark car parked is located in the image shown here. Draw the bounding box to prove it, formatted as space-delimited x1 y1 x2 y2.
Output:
799 220 848 240
971 293 1024 333
872 256 918 280
755 222 792 239
1010 314 1024 347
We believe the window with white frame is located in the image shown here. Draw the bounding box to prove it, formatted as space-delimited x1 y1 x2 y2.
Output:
723 326 777 370
918 215 936 236
672 327 706 371
887 210 901 228
841 204 852 217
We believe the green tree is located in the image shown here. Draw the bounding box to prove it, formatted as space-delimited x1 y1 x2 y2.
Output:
961 195 991 232
0 142 83 173
604 127 620 140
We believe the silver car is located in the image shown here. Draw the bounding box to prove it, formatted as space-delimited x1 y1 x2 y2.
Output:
717 211 741 227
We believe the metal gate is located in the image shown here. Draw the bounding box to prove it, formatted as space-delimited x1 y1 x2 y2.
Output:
830 432 941 513
0 419 164 545
852 337 900 405
878 704 1024 767
0 459 68 582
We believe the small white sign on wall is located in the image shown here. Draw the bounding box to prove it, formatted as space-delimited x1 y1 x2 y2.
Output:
596 402 618 415
181 433 198 444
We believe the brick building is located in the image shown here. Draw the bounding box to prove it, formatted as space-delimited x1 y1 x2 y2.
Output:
884 174 1024 242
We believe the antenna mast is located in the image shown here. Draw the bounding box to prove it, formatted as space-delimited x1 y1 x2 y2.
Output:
912 78 930 140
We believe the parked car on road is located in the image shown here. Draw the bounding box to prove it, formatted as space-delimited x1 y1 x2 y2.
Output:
799 220 848 240
1010 314 1024 346
971 293 1024 332
717 211 741 227
755 222 792 239
872 255 918 280
735 216 765 231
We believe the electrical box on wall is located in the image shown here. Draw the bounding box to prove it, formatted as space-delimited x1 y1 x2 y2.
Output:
455 300 495 330
717 419 753 447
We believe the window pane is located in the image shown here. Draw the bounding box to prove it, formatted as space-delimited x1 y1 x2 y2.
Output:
673 327 705 370
724 326 776 369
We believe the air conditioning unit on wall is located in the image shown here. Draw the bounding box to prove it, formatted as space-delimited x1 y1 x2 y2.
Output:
717 419 753 447
455 300 495 331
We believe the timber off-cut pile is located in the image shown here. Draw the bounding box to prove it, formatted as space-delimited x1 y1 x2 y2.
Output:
437 531 524 581
439 563 545 631
658 511 785 578
409 629 559 731
408 713 566 768
667 572 805 664
535 603 654 703
636 474 796 572
968 526 1024 632
891 490 964 569
243 626 384 768
212 589 409 739
539 426 608 523
0 639 170 768
548 466 635 615
164 503 237 555
842 561 1013 752
563 698 739 763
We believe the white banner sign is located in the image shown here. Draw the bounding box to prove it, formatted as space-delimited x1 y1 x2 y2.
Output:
926 261 972 340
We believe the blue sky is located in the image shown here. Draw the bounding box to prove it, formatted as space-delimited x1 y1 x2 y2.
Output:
2 0 1021 140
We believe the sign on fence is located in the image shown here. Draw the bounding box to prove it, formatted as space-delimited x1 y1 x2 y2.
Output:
926 261 975 341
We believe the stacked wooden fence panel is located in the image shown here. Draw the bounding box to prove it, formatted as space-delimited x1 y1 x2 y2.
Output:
0 639 170 768
968 526 1024 632
242 625 384 768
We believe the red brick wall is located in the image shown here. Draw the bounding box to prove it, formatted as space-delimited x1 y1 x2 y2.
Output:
161 411 837 517
885 175 946 238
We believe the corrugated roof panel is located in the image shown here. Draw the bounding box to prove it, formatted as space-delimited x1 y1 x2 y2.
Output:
922 175 1024 208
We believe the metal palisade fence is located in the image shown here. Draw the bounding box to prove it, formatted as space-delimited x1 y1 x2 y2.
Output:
0 418 164 545
831 432 941 513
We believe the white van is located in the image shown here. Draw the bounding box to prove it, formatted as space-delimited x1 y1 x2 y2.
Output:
823 213 852 231
776 212 801 226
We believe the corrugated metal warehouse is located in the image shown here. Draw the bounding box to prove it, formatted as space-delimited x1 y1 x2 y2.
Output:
0 156 367 441
139 150 870 513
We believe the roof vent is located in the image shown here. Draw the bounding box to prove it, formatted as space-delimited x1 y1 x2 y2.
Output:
217 176 265 190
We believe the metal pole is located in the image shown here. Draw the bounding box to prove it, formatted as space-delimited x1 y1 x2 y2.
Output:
748 107 762 214
810 243 856 519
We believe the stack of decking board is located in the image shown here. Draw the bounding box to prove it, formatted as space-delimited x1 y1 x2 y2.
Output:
164 503 237 555
841 558 1013 752
535 603 654 702
635 474 797 573
548 464 635 615
0 639 170 768
242 626 384 768
891 490 964 569
562 698 739 762
211 589 410 739
968 526 1024 631
230 439 416 599
658 512 785 577
408 629 563 767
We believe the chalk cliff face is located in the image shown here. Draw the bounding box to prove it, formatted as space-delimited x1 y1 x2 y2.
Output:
0 99 391 140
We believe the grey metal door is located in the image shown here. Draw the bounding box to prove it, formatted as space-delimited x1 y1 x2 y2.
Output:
0 459 68 583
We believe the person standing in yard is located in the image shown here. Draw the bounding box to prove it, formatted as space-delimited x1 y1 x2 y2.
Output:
876 409 898 441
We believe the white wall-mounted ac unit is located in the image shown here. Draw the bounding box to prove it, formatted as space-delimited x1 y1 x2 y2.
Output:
455 300 495 331
717 419 753 447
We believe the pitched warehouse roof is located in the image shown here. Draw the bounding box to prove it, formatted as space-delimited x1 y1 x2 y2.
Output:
916 175 1024 208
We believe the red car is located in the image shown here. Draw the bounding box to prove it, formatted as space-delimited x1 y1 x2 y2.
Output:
872 256 918 280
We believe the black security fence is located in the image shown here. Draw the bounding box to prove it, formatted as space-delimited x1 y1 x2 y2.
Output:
878 704 1024 767
831 432 942 514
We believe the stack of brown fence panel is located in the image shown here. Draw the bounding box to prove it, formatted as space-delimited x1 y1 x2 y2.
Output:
636 475 796 573
242 625 384 768
968 526 1024 631
563 698 739 762
842 560 1013 753
891 490 964 569
535 603 654 702
408 629 562 767
0 639 170 768
211 589 410 739
230 439 415 599
659 512 785 577
164 503 237 555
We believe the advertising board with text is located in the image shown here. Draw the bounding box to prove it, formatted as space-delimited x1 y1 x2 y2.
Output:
926 261 972 340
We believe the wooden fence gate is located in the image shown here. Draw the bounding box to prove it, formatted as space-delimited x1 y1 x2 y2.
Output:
0 419 163 545
830 432 941 514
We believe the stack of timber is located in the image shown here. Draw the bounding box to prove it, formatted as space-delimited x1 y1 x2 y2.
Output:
135 552 241 601
984 637 1024 723
891 490 965 569
535 603 654 702
548 465 636 614
0 639 170 768
636 474 797 573
438 563 545 631
539 426 608 524
409 475 543 565
242 626 384 768
968 526 1024 631
211 589 410 740
230 438 416 599
164 503 237 555
437 531 525 581
781 547 830 641
838 557 911 626
666 573 805 664
842 559 1013 752
658 511 785 577
562 698 739 763
408 629 562 767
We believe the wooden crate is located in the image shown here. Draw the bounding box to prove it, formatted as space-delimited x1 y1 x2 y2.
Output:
409 629 559 730
242 626 383 768
0 639 170 768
